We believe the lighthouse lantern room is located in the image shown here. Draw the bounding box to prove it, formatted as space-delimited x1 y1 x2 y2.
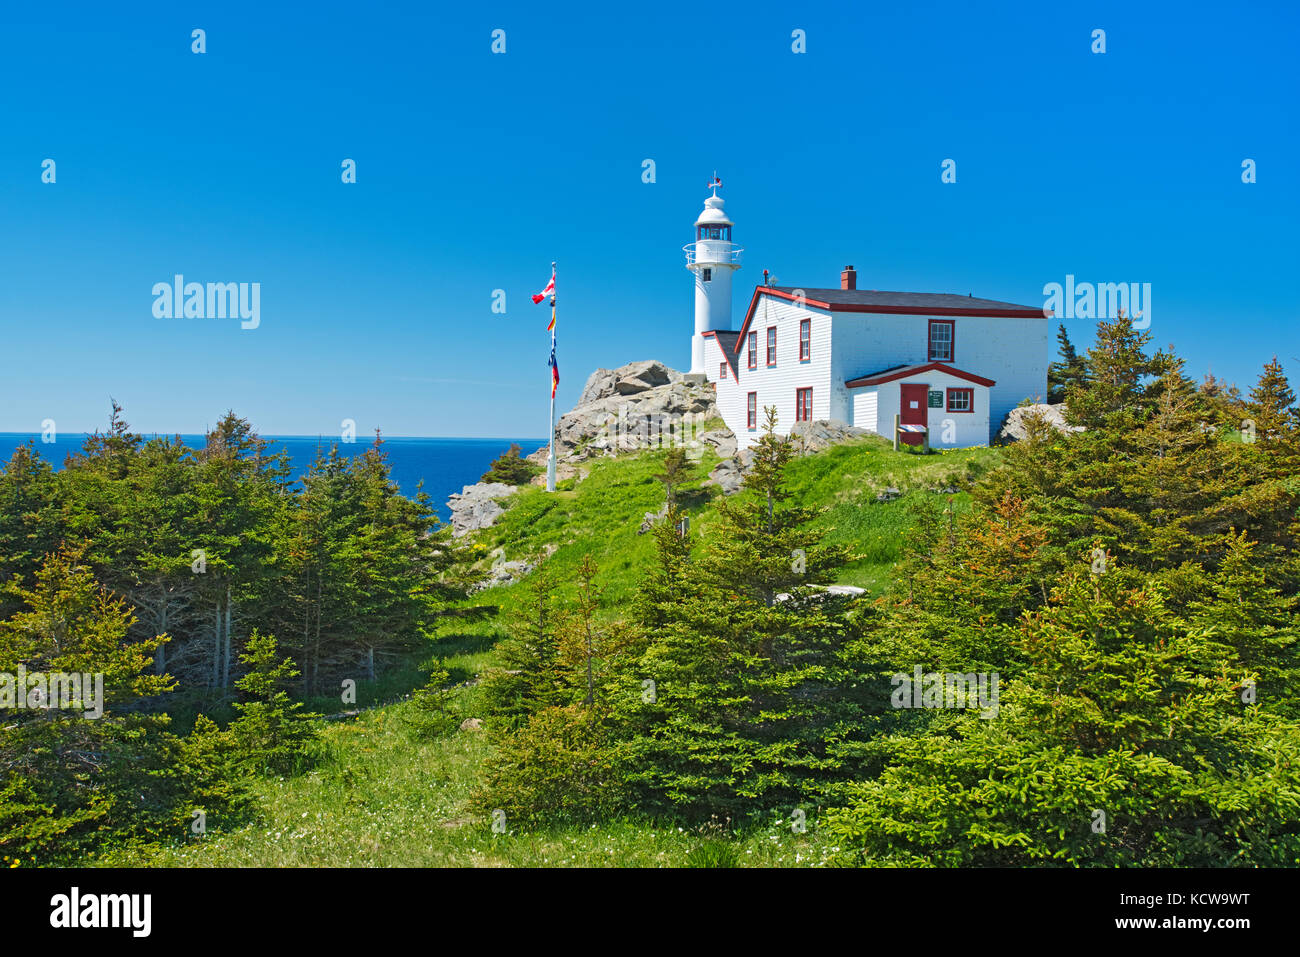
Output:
685 177 742 374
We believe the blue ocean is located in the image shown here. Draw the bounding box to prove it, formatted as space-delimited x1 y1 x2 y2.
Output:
0 434 546 521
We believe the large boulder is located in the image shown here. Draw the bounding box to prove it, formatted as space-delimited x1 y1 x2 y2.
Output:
697 429 737 460
446 482 519 537
996 403 1081 444
705 447 754 495
547 361 722 463
787 419 873 454
578 360 681 404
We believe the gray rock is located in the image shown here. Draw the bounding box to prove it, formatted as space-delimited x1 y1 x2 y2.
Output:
471 543 558 591
876 487 902 502
446 482 519 536
578 360 680 405
553 362 722 462
996 403 1082 444
787 419 873 454
638 503 669 534
776 584 868 603
705 447 754 495
824 585 867 596
527 461 590 487
698 429 737 459
481 559 532 588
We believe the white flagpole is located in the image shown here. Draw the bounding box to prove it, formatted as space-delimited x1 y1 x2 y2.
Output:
546 261 557 493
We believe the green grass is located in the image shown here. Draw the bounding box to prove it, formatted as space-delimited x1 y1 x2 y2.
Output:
107 698 838 867
114 436 1001 867
472 435 999 606
782 436 1000 590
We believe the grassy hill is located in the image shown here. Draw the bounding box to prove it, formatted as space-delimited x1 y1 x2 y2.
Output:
111 435 1001 867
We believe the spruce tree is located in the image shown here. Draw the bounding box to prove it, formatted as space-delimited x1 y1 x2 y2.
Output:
1064 313 1162 431
0 443 62 617
229 630 318 775
1047 323 1087 403
0 546 174 859
617 409 860 819
480 443 540 486
480 557 573 725
825 564 1300 866
1246 356 1297 445
652 447 692 511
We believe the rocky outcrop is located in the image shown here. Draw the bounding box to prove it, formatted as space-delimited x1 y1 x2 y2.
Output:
451 360 727 537
578 360 680 404
446 482 519 537
472 543 558 591
528 360 721 464
996 404 1081 444
697 429 737 459
787 419 873 454
706 448 753 495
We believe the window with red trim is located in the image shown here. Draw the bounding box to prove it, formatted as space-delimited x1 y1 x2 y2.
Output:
796 387 813 422
766 326 777 366
928 319 954 362
799 318 810 361
719 361 727 381
747 392 757 429
946 387 973 412
747 331 757 369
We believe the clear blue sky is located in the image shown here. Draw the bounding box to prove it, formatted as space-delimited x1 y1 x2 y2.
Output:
1 0 1295 436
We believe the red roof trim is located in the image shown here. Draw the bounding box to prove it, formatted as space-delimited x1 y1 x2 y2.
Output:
733 288 824 352
733 288 1043 353
844 362 996 389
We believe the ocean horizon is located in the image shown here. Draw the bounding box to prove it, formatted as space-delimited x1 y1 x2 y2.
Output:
0 433 547 520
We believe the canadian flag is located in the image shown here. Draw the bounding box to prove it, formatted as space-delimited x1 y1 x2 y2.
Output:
531 269 555 304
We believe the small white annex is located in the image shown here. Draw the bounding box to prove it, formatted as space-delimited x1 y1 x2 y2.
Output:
684 184 1048 450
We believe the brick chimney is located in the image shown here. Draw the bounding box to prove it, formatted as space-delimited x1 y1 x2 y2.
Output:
841 265 857 290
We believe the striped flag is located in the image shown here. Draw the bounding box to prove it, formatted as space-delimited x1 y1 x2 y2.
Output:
548 339 559 398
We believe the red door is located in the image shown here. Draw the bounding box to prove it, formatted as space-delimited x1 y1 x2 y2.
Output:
900 383 928 446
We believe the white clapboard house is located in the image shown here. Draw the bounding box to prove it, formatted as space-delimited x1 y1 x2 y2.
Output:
686 185 1048 449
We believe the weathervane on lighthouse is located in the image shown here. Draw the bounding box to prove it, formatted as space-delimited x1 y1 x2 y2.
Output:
685 176 742 374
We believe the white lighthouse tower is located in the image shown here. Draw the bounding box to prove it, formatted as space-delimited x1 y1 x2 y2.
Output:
685 177 742 374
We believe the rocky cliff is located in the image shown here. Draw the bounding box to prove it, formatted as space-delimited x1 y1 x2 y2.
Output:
448 360 724 535
524 360 722 466
447 359 880 535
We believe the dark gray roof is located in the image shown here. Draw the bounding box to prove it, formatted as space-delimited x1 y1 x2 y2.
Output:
708 331 741 374
711 330 740 352
771 286 1041 313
